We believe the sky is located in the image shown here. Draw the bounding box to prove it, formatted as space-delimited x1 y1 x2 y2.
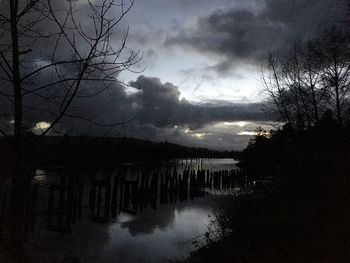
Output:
1 0 348 150
103 0 347 150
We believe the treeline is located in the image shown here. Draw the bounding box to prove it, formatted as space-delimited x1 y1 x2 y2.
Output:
186 103 350 262
241 114 350 181
212 106 350 262
0 136 237 168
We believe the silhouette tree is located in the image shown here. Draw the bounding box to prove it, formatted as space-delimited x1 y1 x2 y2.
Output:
262 27 350 128
0 0 139 257
318 28 350 123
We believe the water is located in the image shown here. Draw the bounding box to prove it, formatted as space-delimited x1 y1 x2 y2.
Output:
3 158 242 262
28 198 216 263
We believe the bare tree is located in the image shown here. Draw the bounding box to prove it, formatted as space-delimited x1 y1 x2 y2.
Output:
0 0 139 257
261 53 293 124
282 42 325 126
319 28 350 123
262 28 350 128
299 41 324 124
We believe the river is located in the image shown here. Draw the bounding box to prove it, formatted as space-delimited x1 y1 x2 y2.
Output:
3 158 242 262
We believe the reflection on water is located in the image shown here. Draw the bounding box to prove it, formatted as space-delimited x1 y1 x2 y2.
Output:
1 159 244 262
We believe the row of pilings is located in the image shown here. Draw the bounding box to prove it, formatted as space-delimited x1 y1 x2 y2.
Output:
0 167 248 236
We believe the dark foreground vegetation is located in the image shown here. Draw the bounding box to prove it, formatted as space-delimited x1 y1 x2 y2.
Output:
185 117 350 262
184 27 350 263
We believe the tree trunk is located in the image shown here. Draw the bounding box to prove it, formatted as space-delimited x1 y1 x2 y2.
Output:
9 0 27 259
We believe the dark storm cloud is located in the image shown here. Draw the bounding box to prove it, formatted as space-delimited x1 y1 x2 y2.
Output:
0 0 136 131
55 75 268 132
0 0 275 149
128 76 268 129
169 9 285 59
30 75 270 149
166 0 348 73
1 1 267 133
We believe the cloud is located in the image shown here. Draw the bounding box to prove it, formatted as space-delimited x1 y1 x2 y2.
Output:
58 75 270 130
166 0 348 73
128 76 269 129
24 75 272 149
0 1 279 150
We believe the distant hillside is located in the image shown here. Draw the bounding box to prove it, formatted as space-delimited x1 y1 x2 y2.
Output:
0 136 239 167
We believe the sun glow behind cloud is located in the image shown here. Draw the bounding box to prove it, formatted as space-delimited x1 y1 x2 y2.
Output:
32 121 51 135
237 131 256 136
223 121 250 127
193 133 206 139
